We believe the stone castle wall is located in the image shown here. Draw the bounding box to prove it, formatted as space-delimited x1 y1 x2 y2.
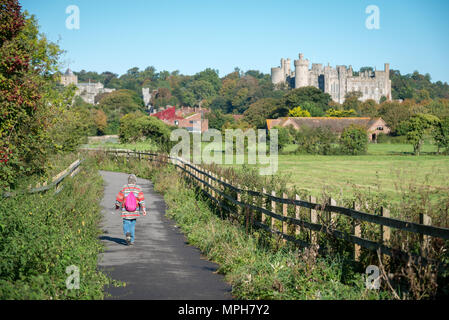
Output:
271 53 392 104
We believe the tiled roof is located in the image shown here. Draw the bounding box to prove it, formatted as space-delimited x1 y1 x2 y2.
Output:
268 117 386 132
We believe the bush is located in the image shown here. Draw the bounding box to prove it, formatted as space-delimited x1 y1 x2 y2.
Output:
292 126 338 155
339 125 369 155
0 157 112 299
119 113 172 151
270 126 292 151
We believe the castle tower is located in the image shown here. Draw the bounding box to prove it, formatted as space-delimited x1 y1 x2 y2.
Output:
271 67 283 85
294 53 309 88
60 68 78 86
285 58 291 77
384 63 391 100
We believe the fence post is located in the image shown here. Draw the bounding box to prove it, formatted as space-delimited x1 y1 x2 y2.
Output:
420 213 432 257
261 188 266 224
329 197 337 226
380 207 391 263
245 186 250 233
271 191 276 231
353 202 361 262
282 192 288 244
210 172 215 198
295 194 300 236
310 195 317 247
237 184 242 219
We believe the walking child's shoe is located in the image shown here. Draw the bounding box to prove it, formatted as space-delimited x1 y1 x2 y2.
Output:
126 232 131 245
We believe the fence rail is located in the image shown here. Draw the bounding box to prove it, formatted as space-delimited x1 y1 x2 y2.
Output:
2 159 83 198
94 149 449 268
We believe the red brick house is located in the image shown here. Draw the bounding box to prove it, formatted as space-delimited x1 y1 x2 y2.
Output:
151 106 209 133
266 117 390 142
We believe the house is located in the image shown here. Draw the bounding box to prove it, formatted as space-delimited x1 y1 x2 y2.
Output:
151 106 209 133
266 117 390 142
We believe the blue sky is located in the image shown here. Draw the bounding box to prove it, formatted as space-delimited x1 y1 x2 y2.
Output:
20 0 449 83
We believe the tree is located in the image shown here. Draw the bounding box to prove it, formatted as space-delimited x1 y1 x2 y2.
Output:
94 109 108 135
206 109 235 131
270 126 292 151
433 116 449 154
403 114 440 155
243 98 278 128
288 106 311 117
98 89 145 133
343 91 362 113
0 1 69 188
377 101 412 135
119 113 171 150
300 101 325 117
339 125 369 155
272 86 332 118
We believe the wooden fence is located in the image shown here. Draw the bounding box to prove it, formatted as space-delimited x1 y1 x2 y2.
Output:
2 159 83 198
96 149 449 268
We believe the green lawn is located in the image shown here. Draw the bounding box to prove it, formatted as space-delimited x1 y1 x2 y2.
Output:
276 143 449 201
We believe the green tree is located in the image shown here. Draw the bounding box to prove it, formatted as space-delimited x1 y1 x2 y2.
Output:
433 116 449 154
0 1 69 188
300 101 325 117
403 113 440 155
273 86 332 118
339 125 369 155
243 98 278 128
98 89 145 133
206 110 235 131
270 126 292 151
377 101 412 135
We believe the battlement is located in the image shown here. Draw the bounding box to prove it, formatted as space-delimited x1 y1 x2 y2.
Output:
271 52 392 103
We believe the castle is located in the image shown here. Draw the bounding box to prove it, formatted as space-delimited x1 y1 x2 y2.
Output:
60 68 115 104
271 53 391 104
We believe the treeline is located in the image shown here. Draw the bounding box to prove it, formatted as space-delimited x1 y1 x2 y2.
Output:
71 65 449 140
0 2 95 189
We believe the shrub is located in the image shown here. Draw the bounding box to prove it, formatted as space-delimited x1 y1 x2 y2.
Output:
288 106 311 117
292 126 338 155
339 125 369 155
270 126 292 151
0 157 112 299
119 113 172 151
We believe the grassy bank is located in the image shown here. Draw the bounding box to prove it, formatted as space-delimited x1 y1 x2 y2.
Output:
0 157 112 299
92 153 390 299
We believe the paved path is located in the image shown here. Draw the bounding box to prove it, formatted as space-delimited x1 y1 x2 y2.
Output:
98 171 232 300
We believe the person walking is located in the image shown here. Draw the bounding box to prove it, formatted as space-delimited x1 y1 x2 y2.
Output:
115 174 147 245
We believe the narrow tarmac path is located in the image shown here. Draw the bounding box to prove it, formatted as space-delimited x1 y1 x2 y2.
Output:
98 171 232 300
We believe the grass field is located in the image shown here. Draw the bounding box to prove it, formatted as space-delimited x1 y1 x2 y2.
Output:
85 138 449 202
277 144 449 201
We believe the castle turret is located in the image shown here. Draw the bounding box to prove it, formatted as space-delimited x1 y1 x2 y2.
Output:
285 58 291 77
294 53 309 88
384 63 391 100
271 67 283 85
